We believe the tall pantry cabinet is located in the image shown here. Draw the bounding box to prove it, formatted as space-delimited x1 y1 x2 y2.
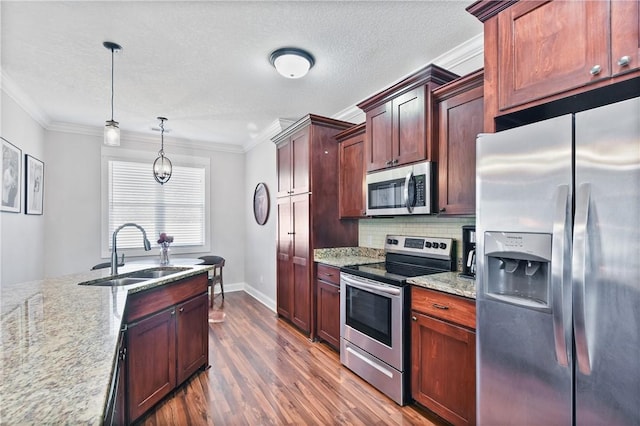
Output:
273 114 358 337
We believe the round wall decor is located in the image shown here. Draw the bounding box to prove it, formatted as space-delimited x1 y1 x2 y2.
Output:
253 182 270 225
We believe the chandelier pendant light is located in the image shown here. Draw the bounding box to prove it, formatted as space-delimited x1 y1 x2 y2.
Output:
103 41 122 146
153 117 172 185
269 47 315 79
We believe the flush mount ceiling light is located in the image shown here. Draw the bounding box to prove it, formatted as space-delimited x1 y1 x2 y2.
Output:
269 47 315 79
153 117 172 185
103 41 122 146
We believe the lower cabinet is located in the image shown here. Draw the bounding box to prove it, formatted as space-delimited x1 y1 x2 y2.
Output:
315 263 341 350
411 286 476 426
118 273 209 424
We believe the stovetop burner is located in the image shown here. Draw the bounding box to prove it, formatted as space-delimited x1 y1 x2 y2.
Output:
340 235 456 286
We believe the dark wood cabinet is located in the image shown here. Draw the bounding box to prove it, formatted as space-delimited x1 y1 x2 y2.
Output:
411 286 476 426
176 293 209 385
273 115 358 338
336 123 367 218
433 70 484 216
357 64 458 172
127 307 176 422
315 263 341 350
123 273 209 423
468 0 640 132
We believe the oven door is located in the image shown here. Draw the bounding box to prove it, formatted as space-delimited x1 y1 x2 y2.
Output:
340 272 405 370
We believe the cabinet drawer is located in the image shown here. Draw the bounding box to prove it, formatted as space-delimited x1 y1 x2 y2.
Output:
316 263 340 285
411 286 475 329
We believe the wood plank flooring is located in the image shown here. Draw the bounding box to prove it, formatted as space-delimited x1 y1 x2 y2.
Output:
137 292 446 425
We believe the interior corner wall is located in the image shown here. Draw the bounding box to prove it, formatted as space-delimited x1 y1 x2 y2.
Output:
243 139 277 311
1 90 46 285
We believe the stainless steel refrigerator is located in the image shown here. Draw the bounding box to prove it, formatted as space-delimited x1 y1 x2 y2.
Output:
476 96 640 425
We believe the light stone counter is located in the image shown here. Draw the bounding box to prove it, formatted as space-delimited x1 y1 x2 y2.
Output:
313 247 384 268
407 272 476 299
0 262 212 424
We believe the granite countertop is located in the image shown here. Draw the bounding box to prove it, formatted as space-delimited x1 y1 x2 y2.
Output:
314 247 384 268
408 272 476 299
0 262 212 424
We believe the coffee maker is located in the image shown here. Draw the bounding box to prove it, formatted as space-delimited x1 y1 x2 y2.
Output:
461 225 476 278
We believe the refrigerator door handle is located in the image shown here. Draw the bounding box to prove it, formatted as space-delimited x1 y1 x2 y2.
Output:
573 182 592 375
551 184 571 367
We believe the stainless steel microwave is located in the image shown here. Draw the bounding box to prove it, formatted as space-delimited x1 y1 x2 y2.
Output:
365 161 433 216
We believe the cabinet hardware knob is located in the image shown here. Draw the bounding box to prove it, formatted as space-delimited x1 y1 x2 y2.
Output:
589 65 602 76
325 273 333 277
618 56 631 67
411 316 417 321
433 303 449 310
287 232 295 235
179 307 184 313
385 160 393 166
393 159 399 165
439 207 446 213
171 310 176 315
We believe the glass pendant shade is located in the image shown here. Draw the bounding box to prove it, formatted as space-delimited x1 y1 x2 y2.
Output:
104 120 120 146
153 155 172 184
153 117 172 185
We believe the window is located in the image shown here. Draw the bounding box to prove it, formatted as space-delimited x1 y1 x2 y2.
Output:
102 149 210 257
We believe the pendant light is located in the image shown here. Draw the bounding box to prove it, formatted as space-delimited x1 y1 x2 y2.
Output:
269 47 315 79
103 41 122 146
153 117 172 185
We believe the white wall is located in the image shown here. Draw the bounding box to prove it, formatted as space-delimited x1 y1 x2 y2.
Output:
43 128 246 286
1 91 46 285
243 136 278 311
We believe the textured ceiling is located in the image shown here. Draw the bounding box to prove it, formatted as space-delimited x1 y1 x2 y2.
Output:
1 1 482 148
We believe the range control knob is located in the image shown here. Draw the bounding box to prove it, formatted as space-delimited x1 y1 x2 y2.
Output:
439 242 447 250
425 242 432 248
387 238 393 244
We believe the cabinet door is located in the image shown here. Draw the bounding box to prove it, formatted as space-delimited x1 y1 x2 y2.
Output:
497 1 610 111
316 279 341 350
291 193 310 333
366 101 393 171
176 293 208 385
393 86 427 166
611 0 640 77
411 312 476 426
276 197 293 320
276 141 291 198
127 308 176 422
339 132 366 218
291 129 310 195
437 84 483 216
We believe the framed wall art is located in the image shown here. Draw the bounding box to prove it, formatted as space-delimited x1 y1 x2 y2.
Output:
1 137 22 213
253 182 270 225
25 154 44 215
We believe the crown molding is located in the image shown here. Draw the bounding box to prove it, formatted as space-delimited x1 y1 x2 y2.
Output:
334 33 484 122
242 118 295 153
1 68 50 128
48 121 244 154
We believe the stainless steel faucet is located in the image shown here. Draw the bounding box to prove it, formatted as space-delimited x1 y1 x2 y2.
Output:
111 223 152 275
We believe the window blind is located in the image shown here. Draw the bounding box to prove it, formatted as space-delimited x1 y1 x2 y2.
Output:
108 160 206 250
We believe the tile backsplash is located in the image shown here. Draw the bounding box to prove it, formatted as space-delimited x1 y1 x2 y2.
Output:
359 216 476 270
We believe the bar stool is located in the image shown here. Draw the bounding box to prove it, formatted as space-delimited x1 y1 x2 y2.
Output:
198 255 225 307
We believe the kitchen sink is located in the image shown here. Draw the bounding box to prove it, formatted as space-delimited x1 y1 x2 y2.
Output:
79 266 193 286
128 266 192 279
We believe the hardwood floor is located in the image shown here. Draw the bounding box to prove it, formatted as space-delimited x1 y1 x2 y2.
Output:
137 292 446 425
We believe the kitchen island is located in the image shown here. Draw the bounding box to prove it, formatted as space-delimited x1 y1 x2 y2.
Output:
0 263 212 424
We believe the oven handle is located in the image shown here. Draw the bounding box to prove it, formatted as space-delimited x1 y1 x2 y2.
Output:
341 274 401 296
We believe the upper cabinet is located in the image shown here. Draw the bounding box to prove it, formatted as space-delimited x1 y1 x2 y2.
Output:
468 0 640 132
433 70 484 216
277 128 310 197
336 123 367 219
357 64 458 172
